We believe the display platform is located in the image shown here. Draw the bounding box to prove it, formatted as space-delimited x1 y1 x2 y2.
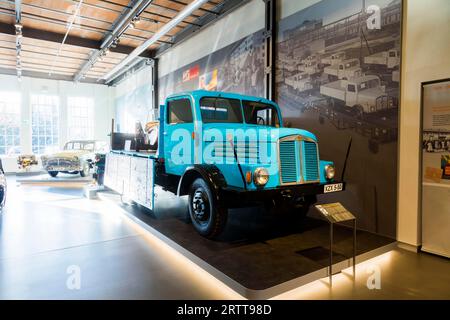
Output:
99 187 396 299
16 173 92 185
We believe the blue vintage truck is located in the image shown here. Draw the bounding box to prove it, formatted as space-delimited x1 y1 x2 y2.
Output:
105 90 345 238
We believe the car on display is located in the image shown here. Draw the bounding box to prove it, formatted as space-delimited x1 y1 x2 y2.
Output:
0 158 6 210
41 140 108 178
105 90 346 239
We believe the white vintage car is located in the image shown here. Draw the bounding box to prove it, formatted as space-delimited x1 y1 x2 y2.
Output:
41 140 108 178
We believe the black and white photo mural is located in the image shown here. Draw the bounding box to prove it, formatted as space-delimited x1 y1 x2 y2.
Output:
158 30 266 103
275 0 402 238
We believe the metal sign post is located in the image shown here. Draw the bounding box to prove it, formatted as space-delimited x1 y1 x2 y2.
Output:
315 203 356 286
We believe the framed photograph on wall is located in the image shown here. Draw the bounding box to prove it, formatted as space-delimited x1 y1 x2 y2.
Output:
420 78 450 258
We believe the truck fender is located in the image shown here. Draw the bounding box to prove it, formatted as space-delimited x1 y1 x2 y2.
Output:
177 165 227 199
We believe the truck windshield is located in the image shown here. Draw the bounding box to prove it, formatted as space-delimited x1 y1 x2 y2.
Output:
243 101 280 127
200 97 243 123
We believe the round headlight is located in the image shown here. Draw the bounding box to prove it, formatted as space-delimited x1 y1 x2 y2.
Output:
253 167 269 186
325 164 335 180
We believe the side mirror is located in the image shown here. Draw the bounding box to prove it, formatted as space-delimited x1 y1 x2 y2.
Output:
283 121 292 128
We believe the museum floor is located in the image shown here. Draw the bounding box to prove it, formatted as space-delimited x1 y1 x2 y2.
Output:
0 176 449 300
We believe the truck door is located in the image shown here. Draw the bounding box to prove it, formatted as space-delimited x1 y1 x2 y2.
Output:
346 83 357 107
387 50 399 69
164 96 195 176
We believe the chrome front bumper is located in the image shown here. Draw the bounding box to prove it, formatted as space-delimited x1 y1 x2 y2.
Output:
43 159 81 172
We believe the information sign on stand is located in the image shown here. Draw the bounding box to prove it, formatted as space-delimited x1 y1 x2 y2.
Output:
315 203 356 286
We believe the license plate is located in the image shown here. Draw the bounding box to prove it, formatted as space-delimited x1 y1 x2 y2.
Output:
324 183 343 193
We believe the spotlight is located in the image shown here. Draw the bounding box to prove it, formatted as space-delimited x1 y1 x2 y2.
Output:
111 38 120 48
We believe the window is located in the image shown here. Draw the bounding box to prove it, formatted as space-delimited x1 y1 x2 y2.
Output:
348 84 356 92
200 97 243 123
64 141 95 151
0 92 21 155
31 95 59 154
167 99 193 124
64 142 73 150
243 101 280 127
68 97 94 140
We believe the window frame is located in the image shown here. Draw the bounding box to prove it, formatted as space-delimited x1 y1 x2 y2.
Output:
67 96 94 140
166 98 194 125
242 100 281 128
31 94 60 155
199 97 244 124
0 91 21 156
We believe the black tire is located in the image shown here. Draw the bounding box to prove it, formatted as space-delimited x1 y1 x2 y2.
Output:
188 178 227 239
80 162 89 177
48 171 58 177
354 105 364 119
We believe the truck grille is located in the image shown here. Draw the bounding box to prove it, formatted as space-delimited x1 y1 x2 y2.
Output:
302 141 319 182
279 140 297 183
279 137 320 185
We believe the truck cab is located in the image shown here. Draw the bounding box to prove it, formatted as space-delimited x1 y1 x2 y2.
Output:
321 51 346 66
159 90 344 238
320 75 396 116
285 72 313 92
324 58 362 80
364 48 400 69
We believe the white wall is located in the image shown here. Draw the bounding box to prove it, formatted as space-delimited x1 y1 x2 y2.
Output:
397 0 450 246
0 74 114 172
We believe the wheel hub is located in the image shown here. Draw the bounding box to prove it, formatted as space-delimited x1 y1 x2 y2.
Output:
192 190 209 222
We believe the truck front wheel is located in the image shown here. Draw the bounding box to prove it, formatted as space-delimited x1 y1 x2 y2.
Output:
188 177 227 239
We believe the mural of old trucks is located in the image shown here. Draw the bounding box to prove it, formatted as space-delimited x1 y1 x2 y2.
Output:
276 0 401 154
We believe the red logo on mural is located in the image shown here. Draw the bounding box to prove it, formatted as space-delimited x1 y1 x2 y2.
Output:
182 65 200 82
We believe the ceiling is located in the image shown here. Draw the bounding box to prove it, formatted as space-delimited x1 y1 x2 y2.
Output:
0 0 239 84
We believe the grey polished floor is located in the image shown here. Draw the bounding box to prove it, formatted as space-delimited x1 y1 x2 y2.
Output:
0 176 449 300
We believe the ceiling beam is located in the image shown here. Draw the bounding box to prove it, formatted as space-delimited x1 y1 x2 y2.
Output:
0 66 104 84
0 22 150 56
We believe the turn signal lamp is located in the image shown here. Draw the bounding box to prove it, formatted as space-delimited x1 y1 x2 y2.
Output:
245 171 252 184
